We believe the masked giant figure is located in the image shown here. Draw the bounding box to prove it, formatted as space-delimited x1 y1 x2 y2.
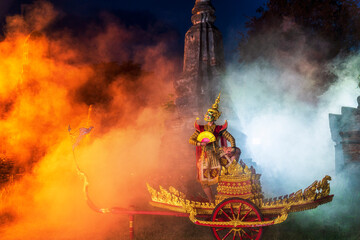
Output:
189 93 241 202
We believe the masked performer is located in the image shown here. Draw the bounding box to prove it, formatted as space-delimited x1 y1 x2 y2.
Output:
189 93 240 202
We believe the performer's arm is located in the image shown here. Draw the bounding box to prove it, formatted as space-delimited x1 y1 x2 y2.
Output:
222 130 236 148
222 130 241 158
189 130 202 146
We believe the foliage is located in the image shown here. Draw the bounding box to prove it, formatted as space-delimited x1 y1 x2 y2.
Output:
240 0 360 60
238 0 360 100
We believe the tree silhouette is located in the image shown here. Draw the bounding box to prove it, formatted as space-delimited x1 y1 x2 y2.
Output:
238 0 360 101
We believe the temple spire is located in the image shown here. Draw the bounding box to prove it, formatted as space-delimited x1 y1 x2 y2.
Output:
191 0 216 25
174 0 225 119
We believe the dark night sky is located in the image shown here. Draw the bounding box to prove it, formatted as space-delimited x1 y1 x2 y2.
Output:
0 0 266 61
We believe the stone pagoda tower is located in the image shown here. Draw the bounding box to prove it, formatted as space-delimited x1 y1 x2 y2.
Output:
174 0 225 121
329 96 360 172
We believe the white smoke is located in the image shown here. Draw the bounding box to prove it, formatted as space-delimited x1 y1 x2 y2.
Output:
225 54 359 194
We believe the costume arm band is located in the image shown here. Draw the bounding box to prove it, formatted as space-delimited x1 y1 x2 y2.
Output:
189 130 201 146
222 130 236 148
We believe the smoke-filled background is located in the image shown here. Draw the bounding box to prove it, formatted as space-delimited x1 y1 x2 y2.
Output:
0 0 360 239
225 46 360 240
0 1 185 239
225 1 360 239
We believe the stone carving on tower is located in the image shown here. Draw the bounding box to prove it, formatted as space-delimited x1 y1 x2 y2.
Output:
329 96 360 172
174 0 225 120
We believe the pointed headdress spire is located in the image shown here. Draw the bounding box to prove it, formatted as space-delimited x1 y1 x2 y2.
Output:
204 92 221 122
212 92 221 110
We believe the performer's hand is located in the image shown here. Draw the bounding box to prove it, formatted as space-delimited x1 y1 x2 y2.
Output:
224 147 235 154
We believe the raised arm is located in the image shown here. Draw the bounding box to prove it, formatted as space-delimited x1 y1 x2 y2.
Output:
222 130 236 148
189 130 201 146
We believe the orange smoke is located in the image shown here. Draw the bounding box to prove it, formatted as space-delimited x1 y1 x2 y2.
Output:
0 1 179 239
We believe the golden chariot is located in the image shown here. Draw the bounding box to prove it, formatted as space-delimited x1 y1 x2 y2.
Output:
147 160 333 240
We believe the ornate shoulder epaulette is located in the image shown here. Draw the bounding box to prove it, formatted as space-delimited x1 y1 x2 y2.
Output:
219 120 228 132
194 120 201 131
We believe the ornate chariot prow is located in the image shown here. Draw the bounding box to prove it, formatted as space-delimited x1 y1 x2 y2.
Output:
147 160 334 240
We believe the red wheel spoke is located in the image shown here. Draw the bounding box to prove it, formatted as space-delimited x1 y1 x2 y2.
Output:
222 229 233 240
237 203 242 220
237 231 243 240
230 203 236 219
232 231 236 240
240 209 253 221
249 228 259 233
242 229 252 239
220 209 232 221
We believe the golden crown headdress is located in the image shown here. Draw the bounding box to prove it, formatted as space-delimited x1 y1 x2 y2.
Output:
204 92 222 122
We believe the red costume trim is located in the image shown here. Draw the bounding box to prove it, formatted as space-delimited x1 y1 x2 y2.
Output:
219 120 228 132
194 120 200 131
194 121 229 169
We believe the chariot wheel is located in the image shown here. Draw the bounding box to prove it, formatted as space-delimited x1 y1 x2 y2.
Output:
211 197 264 240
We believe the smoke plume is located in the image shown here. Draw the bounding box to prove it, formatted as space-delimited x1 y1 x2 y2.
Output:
1 1 360 239
225 16 360 239
0 1 181 239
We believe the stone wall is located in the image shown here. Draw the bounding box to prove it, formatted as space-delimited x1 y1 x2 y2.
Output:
329 96 360 172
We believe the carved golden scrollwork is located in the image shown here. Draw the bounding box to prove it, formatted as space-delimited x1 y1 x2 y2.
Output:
146 183 215 213
260 175 332 211
146 174 333 224
316 175 331 199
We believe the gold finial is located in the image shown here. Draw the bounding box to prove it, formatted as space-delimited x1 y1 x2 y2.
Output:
204 92 222 122
212 92 221 110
